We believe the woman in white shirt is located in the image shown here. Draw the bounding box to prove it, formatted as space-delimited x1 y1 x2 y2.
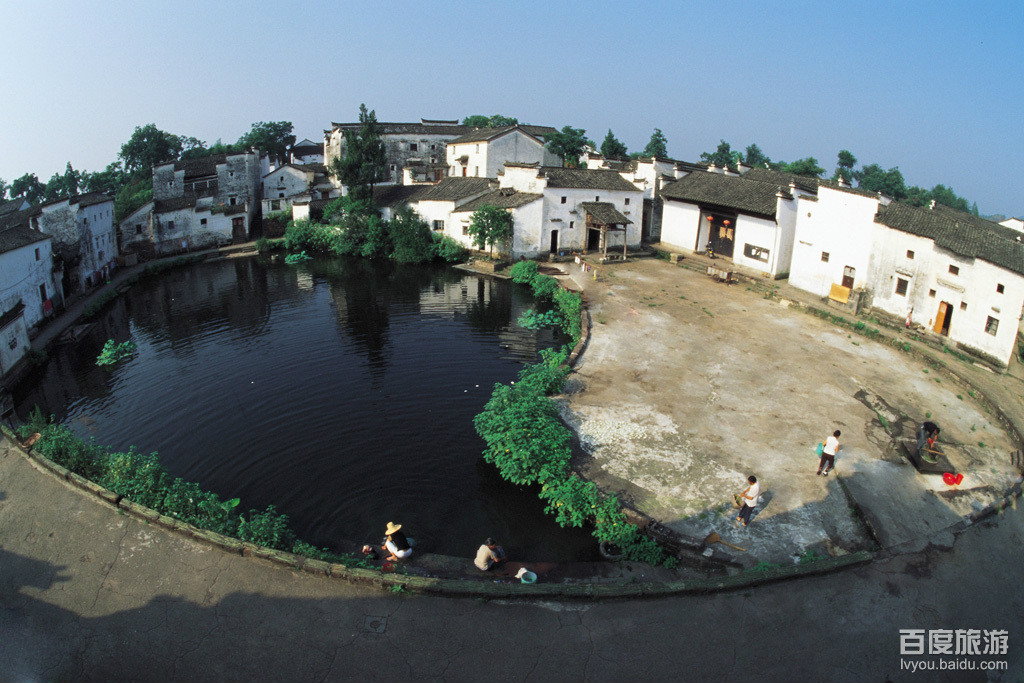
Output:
736 475 760 527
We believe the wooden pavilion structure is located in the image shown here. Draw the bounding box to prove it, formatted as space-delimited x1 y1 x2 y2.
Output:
581 201 631 260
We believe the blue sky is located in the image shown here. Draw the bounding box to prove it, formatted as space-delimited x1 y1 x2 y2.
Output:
2 0 1021 216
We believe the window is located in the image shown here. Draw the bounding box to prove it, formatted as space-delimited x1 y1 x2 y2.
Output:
561 196 566 204
168 180 173 188
986 316 999 336
929 289 936 298
624 198 630 205
474 167 479 177
432 220 444 232
895 278 908 296
136 225 143 235
39 284 46 302
462 223 469 236
34 248 40 261
278 192 284 198
229 171 234 177
997 283 1005 294
821 252 830 263
200 218 207 226
168 220 175 230
431 144 436 151
743 243 769 262
595 196 600 202
960 301 967 311
271 200 280 210
906 250 915 259
390 164 396 172
409 143 418 152
949 264 959 275
569 221 574 230
230 196 237 206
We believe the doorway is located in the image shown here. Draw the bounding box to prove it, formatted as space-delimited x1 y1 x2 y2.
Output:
934 301 953 335
587 228 601 251
232 217 246 242
842 266 855 289
549 230 559 253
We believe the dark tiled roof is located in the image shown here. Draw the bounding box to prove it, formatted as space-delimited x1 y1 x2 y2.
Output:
660 171 786 218
296 163 328 174
452 189 543 213
330 122 476 137
447 124 557 145
0 217 49 255
170 154 227 178
580 201 632 225
742 167 819 194
154 196 197 213
71 192 113 208
540 167 638 192
0 207 33 231
875 202 1024 276
0 198 29 217
413 177 494 202
0 300 26 329
372 184 431 208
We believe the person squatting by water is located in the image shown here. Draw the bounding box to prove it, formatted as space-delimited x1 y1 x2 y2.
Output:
474 538 506 571
382 521 413 561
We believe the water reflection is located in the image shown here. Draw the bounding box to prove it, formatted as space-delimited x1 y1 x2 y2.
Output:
13 256 596 560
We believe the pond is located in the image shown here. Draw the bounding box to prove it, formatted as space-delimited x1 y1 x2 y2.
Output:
14 255 599 561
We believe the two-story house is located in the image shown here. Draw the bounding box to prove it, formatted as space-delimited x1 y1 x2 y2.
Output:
34 192 116 296
446 125 559 179
261 163 335 215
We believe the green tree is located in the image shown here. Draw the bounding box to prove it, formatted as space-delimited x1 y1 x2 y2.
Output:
700 140 741 168
83 162 127 195
543 126 593 168
928 184 971 213
599 129 628 158
775 157 825 178
743 143 771 168
11 173 45 204
389 206 435 263
462 114 519 127
114 175 153 222
854 163 907 200
238 121 296 164
329 104 388 201
119 124 186 174
833 150 857 183
0 177 9 200
43 162 83 201
467 204 514 257
642 129 669 158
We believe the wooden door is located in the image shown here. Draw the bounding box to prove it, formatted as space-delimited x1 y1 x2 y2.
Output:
842 266 855 289
934 302 950 334
232 217 246 242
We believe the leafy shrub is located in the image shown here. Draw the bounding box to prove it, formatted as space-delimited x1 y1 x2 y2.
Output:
530 274 559 299
96 339 137 366
432 234 468 263
284 251 313 264
237 505 296 550
516 347 570 395
255 237 285 252
509 260 539 284
518 309 563 330
389 207 435 264
539 475 600 528
552 287 583 342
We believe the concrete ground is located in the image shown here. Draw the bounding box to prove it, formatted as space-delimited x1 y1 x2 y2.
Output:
559 256 1020 566
2 433 1022 683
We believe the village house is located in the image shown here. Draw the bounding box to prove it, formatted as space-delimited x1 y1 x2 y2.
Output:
479 163 643 259
659 169 799 277
445 125 559 179
33 192 117 297
0 208 62 374
120 152 261 256
324 119 474 187
584 152 700 243
261 163 335 215
1000 217 1023 232
405 177 495 234
290 138 324 165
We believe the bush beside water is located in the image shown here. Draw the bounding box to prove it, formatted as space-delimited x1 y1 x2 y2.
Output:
475 264 676 568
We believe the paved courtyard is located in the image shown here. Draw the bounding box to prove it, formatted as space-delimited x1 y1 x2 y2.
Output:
560 257 1020 565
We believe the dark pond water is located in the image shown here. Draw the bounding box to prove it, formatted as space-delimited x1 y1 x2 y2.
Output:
14 255 599 561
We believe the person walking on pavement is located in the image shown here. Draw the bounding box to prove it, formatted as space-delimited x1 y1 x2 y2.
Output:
817 430 841 476
735 475 760 527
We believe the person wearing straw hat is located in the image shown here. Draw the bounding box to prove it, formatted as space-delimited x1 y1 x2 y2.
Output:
382 522 413 561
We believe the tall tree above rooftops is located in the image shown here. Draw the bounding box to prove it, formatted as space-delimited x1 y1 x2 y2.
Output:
119 124 185 175
854 163 907 200
462 115 519 127
833 150 857 183
0 178 8 200
82 162 127 196
330 104 388 202
238 121 296 165
743 144 771 169
544 126 593 168
700 140 741 168
11 173 45 204
42 162 83 201
775 157 825 178
600 130 628 158
642 129 669 159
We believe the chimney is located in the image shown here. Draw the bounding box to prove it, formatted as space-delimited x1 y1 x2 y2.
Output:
929 199 936 210
708 163 717 173
837 175 849 187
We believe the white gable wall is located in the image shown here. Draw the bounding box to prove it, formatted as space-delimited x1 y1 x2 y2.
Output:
868 227 1024 365
660 199 703 252
789 189 881 297
0 239 60 330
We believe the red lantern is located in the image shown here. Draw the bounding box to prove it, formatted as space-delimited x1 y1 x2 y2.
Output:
706 215 713 221
723 220 731 226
